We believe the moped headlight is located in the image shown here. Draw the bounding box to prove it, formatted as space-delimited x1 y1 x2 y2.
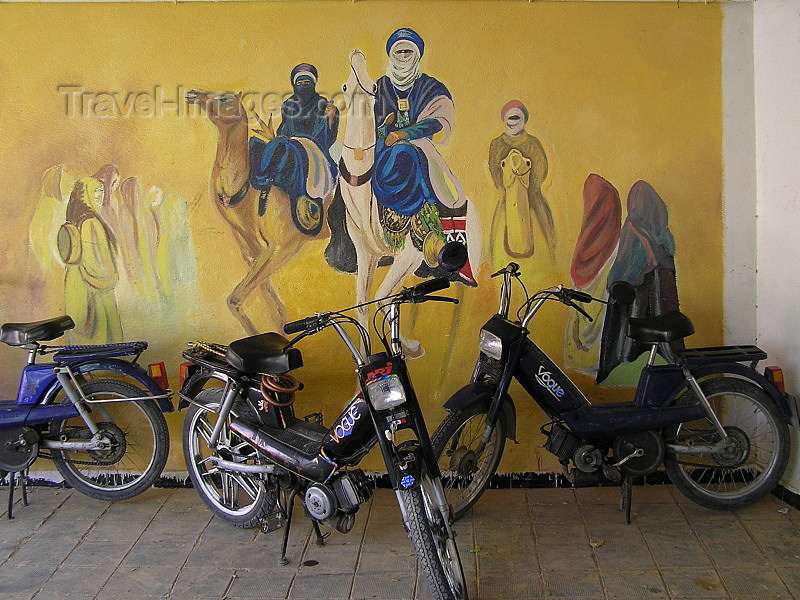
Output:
479 329 503 361
366 375 407 411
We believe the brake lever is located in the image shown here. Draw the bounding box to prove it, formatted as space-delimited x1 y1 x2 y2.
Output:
565 298 593 322
419 295 459 305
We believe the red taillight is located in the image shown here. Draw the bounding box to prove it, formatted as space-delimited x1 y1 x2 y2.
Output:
765 366 786 395
148 361 169 391
179 361 193 387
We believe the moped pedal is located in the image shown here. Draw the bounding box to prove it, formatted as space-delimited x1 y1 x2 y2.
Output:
260 509 284 534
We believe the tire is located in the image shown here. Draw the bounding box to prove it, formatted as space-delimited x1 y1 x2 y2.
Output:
431 403 506 520
664 377 790 511
182 392 277 527
398 479 468 600
51 380 169 501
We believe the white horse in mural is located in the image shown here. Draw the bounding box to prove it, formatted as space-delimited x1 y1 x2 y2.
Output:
338 49 481 355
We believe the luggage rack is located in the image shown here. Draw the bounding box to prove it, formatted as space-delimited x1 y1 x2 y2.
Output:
48 341 148 361
678 344 767 369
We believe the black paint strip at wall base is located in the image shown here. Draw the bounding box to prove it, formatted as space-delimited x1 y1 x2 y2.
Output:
4 470 799 511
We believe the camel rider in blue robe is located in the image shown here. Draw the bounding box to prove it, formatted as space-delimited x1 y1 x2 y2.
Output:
249 63 339 236
373 28 475 284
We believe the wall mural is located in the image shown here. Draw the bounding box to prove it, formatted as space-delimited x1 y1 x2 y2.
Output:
3 2 725 472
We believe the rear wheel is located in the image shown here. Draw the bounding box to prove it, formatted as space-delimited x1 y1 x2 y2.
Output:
51 380 169 501
398 478 468 600
431 404 506 519
182 391 276 527
664 378 790 511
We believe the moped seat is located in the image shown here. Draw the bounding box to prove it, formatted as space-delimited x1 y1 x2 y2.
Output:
0 316 75 346
226 333 303 374
627 310 695 343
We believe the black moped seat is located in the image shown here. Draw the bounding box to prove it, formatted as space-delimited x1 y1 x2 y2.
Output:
225 333 302 374
0 316 75 346
627 311 695 343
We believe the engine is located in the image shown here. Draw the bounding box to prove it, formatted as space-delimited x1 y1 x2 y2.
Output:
304 469 373 533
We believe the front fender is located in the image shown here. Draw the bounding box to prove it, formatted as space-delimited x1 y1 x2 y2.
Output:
72 359 174 412
443 381 517 441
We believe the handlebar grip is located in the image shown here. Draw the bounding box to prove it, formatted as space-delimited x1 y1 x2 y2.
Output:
412 277 451 296
491 262 520 278
283 317 318 335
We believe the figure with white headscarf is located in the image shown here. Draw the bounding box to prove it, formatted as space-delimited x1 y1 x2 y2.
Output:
488 100 555 262
373 28 476 284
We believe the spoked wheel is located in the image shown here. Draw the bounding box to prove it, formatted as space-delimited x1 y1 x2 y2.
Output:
397 477 468 600
664 378 790 511
50 380 169 501
431 404 506 520
182 391 277 527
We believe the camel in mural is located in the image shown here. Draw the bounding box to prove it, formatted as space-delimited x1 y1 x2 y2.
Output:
335 50 481 355
185 90 333 333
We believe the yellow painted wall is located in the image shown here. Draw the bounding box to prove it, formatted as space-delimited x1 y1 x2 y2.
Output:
0 1 724 473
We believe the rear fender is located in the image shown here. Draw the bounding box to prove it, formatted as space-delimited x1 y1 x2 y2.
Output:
674 362 794 420
71 359 174 412
177 368 229 410
443 382 517 441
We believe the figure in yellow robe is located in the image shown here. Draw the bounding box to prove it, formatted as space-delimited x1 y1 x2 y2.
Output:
57 177 123 344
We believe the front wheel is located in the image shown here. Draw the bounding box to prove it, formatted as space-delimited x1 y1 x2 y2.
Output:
397 480 468 600
431 403 506 520
182 392 277 527
51 380 169 501
664 377 790 511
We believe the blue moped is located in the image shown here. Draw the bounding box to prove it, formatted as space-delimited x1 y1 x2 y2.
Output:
0 315 173 517
432 263 796 522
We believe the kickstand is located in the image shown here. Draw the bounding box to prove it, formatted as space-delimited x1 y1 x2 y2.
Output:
311 520 327 547
619 475 633 525
279 489 298 565
6 470 28 520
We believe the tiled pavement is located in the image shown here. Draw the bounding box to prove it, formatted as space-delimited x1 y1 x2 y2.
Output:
0 483 799 599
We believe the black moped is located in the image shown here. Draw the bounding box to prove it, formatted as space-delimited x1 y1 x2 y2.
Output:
178 244 469 600
432 262 796 522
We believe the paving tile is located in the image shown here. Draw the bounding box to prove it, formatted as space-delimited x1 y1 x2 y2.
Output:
601 568 668 598
527 498 583 523
288 571 353 599
357 545 418 573
640 528 713 569
352 571 416 599
477 570 544 599
95 564 178 599
169 565 235 598
62 539 135 567
35 564 116 599
591 529 658 571
542 569 604 597
226 568 293 599
0 564 57 596
719 567 793 598
525 487 578 506
774 567 800 599
660 568 727 598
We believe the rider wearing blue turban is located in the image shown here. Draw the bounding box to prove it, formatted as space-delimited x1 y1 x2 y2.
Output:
373 28 475 283
249 63 339 235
